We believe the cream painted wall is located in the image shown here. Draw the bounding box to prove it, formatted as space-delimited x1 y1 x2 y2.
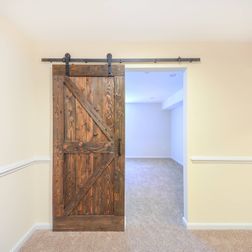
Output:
0 166 35 252
34 41 252 224
0 18 51 251
32 163 52 224
0 18 37 165
0 164 50 252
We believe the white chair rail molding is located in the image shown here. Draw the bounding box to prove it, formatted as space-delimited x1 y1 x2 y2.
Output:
0 156 51 177
191 156 252 164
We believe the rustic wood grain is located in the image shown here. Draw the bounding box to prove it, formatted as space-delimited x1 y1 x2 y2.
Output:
53 75 65 217
52 64 125 231
64 76 113 141
63 141 113 154
54 215 124 231
114 75 125 216
53 64 125 77
63 85 76 209
74 77 93 214
64 155 114 216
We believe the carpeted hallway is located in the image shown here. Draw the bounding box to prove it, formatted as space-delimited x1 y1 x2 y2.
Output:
20 159 252 252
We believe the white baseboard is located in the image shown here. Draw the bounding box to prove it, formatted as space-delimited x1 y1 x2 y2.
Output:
182 216 188 227
183 217 252 230
11 223 51 252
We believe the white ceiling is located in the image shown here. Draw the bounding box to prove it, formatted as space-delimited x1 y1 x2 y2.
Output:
1 0 252 42
125 70 183 103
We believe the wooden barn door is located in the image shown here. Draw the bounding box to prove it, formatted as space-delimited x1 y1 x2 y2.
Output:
52 65 125 231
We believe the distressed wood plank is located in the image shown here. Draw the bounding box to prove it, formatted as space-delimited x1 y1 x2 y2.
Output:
64 76 113 141
113 76 125 217
53 64 125 77
54 215 124 231
91 78 106 215
64 155 114 216
53 75 65 217
74 77 92 214
63 141 113 154
63 85 76 210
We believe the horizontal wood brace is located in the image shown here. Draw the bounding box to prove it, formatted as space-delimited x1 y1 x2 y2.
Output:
54 215 124 231
63 141 114 153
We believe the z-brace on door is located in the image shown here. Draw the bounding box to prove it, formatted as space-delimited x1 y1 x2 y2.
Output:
53 65 125 231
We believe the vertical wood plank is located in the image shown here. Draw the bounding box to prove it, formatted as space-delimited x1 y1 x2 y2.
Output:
74 77 94 214
92 77 104 214
74 77 87 214
53 75 65 218
114 75 125 217
64 84 76 214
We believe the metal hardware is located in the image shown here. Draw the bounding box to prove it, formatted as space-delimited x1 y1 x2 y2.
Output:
114 170 120 192
42 53 200 64
62 53 71 76
107 53 113 76
118 138 121 156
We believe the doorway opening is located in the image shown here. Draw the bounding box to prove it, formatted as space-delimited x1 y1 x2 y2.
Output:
125 67 187 227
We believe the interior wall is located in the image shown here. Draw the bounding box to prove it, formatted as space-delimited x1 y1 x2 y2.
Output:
0 167 34 252
170 102 183 165
126 103 170 158
0 18 50 252
34 41 252 224
0 164 50 252
0 18 37 165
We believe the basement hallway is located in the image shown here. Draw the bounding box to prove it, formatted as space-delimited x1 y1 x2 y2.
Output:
20 159 252 252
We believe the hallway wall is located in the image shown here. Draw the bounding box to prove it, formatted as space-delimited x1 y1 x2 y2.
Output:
170 102 183 165
0 18 50 252
126 103 170 158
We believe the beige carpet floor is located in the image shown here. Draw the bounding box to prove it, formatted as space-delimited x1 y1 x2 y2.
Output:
21 158 252 252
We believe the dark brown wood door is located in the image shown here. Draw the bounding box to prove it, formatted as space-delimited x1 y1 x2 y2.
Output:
53 65 125 231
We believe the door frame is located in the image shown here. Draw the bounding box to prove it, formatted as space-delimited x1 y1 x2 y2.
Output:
124 64 188 221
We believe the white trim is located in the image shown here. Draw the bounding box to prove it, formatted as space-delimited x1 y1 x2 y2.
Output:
11 223 51 252
182 70 188 221
191 156 252 164
182 217 252 230
126 156 170 159
182 216 187 227
125 65 188 221
0 156 50 177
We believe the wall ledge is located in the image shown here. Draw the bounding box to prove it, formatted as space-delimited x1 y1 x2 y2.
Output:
0 156 50 177
191 156 252 164
11 223 51 252
183 217 252 230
